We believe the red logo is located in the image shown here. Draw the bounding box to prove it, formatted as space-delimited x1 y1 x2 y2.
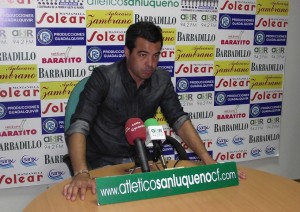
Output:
0 87 39 99
87 31 125 42
175 64 213 74
0 173 43 185
251 91 283 102
215 151 247 161
215 78 250 89
220 0 255 11
37 12 85 24
256 17 288 28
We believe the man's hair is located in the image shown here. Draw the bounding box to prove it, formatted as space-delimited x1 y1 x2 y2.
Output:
125 21 163 52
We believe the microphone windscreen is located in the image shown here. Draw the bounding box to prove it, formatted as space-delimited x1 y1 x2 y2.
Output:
125 118 147 145
144 118 159 127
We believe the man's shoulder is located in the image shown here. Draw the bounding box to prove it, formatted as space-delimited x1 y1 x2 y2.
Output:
153 68 171 81
92 60 122 76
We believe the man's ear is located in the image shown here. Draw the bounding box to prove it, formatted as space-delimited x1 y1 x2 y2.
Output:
124 46 130 58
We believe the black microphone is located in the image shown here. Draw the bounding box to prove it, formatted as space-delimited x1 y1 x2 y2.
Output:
125 118 150 172
144 118 167 169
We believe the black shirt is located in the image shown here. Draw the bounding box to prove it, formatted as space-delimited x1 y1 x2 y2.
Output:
69 58 188 166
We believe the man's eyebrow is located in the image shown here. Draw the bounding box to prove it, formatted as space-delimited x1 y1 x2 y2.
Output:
136 50 161 55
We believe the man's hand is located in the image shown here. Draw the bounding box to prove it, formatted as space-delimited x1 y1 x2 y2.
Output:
63 173 96 201
238 169 246 180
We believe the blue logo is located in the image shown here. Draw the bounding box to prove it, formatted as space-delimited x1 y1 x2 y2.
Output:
215 92 226 105
48 169 65 181
196 124 210 134
43 118 58 133
219 15 231 28
232 135 245 145
254 31 265 45
0 157 15 169
265 146 276 155
176 78 189 92
37 29 53 45
0 103 7 119
250 147 262 157
87 46 102 62
216 137 229 147
20 155 39 167
250 104 261 117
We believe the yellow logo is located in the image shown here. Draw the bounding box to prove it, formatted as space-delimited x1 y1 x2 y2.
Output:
214 60 250 76
162 28 176 45
256 0 289 16
86 10 133 28
40 81 77 100
175 45 215 61
0 65 37 83
250 74 283 89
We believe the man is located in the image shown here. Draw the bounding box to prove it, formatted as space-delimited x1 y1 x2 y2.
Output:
63 21 245 201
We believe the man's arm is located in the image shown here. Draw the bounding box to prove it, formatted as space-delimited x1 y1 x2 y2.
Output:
63 133 96 201
176 120 216 165
68 133 88 174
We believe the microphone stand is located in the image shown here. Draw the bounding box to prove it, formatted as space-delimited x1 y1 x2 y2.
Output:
153 140 167 169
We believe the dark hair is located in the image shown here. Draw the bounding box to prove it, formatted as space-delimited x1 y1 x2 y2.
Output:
125 21 163 52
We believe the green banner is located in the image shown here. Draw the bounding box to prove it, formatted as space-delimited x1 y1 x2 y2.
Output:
96 162 239 205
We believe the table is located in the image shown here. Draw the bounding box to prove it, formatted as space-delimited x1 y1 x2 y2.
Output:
24 160 300 211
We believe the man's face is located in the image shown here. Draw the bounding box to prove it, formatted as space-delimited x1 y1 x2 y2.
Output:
125 37 161 86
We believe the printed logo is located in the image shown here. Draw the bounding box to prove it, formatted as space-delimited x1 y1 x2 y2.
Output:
0 101 41 120
20 155 39 167
219 13 255 30
215 92 226 105
254 30 287 46
250 104 260 117
176 78 189 92
0 8 35 27
87 45 124 63
254 31 265 45
250 147 262 157
44 135 64 150
87 47 102 62
181 0 218 12
48 169 65 181
37 29 53 45
219 14 231 28
214 90 250 106
232 135 245 145
42 116 64 134
216 137 229 147
215 150 247 161
42 118 58 133
0 104 7 118
176 76 215 93
250 102 282 118
0 157 15 169
196 124 210 135
0 172 43 187
265 146 276 155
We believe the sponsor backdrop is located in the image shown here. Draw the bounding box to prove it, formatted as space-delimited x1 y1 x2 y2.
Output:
0 0 289 189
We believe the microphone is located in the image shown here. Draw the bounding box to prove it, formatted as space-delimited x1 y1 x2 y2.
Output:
144 118 167 169
125 118 150 172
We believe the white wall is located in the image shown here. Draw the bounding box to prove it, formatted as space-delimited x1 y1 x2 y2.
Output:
238 0 300 179
1 1 300 211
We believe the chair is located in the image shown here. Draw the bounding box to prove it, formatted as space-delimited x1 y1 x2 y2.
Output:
63 76 188 176
63 76 90 176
